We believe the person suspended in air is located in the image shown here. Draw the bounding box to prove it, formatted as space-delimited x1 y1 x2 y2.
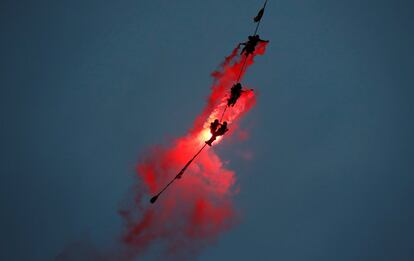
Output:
205 121 229 146
227 83 255 107
240 34 269 57
209 119 220 134
227 83 243 107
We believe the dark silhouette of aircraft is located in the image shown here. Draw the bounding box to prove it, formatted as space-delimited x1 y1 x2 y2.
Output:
205 121 229 146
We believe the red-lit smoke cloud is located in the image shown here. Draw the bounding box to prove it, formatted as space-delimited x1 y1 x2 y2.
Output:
120 42 268 260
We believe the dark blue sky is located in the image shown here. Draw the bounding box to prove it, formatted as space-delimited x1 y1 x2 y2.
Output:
1 0 413 260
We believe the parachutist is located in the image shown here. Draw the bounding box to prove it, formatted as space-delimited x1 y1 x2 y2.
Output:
240 35 269 56
205 121 229 146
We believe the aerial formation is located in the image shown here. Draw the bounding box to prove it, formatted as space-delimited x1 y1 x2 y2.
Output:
150 0 269 204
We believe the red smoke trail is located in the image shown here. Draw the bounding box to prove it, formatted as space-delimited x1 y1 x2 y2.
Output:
120 42 268 260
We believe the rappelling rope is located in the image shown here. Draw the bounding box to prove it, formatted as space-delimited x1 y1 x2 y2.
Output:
150 144 207 203
254 0 267 36
150 1 268 204
219 106 228 122
219 0 267 123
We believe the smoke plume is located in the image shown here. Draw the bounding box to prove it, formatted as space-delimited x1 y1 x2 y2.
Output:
120 42 268 260
56 42 268 261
